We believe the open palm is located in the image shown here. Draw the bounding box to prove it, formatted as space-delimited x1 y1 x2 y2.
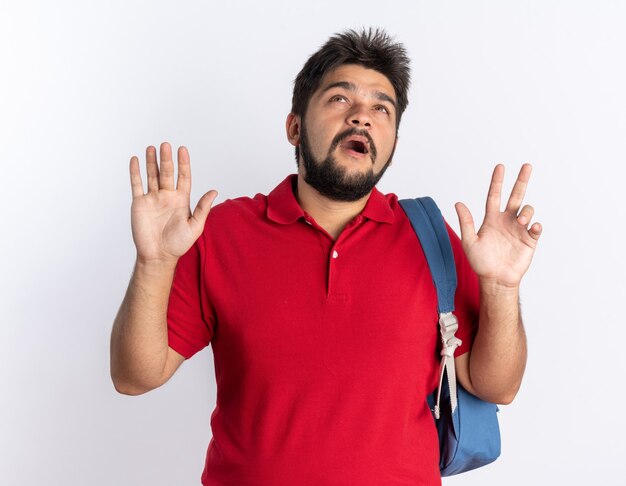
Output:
455 164 542 289
129 143 217 264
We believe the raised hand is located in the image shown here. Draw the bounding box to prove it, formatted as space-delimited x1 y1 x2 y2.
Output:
454 164 542 289
129 142 217 264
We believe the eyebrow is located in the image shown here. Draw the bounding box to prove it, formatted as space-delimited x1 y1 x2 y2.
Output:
321 81 397 110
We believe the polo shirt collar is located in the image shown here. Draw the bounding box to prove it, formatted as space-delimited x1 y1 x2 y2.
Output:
266 175 305 224
360 184 395 224
267 174 395 225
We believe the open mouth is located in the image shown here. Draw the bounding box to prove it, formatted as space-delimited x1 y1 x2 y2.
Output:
340 139 369 155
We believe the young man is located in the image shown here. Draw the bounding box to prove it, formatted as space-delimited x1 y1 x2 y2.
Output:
110 29 542 485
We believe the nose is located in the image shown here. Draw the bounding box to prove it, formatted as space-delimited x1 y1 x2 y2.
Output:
346 104 372 128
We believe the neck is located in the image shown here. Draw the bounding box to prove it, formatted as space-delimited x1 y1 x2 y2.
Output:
295 173 370 240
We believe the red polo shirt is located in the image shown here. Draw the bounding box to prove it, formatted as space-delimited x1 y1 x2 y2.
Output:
167 174 480 486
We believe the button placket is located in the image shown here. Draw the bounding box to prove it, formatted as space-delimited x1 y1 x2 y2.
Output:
327 245 340 297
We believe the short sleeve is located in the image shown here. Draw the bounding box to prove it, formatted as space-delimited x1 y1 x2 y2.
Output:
166 233 215 359
445 222 480 357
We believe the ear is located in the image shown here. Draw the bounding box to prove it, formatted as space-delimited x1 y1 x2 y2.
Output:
286 113 301 147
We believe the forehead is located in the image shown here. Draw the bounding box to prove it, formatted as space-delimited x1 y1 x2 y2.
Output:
315 64 397 102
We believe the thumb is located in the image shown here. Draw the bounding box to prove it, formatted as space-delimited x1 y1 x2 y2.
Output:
455 202 478 245
190 190 218 231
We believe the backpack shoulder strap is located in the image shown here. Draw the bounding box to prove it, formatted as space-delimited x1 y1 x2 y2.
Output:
398 197 462 418
398 197 456 313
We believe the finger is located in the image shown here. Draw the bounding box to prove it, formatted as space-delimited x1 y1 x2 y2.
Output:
455 202 478 245
529 222 542 241
176 146 191 193
505 163 532 214
190 190 218 232
517 204 534 227
485 164 504 214
129 156 144 198
146 145 159 193
159 142 175 191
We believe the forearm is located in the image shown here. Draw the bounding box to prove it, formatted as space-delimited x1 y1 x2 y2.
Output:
110 258 178 394
469 281 527 404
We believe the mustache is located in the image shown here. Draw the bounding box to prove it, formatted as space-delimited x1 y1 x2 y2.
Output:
329 128 377 161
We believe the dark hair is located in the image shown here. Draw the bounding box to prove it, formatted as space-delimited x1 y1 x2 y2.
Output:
291 27 411 126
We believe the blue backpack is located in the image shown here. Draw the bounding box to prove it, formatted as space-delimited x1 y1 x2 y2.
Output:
399 197 501 476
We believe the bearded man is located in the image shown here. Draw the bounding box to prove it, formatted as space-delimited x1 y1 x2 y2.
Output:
110 28 542 485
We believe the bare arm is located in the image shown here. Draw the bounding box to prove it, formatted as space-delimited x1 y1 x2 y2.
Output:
110 259 184 395
110 142 217 395
454 164 541 404
455 287 526 405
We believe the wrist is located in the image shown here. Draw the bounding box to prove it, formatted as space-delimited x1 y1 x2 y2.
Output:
478 278 520 298
135 254 179 273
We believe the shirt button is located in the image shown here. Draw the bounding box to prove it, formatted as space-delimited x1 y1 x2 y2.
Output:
332 250 339 259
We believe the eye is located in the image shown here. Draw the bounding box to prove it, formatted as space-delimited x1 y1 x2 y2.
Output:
374 105 390 114
329 95 348 103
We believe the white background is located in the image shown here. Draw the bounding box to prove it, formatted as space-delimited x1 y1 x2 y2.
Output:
1 1 624 485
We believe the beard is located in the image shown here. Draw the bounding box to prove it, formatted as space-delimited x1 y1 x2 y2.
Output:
299 123 396 202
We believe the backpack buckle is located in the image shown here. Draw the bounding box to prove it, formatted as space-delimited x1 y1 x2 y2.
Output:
439 312 458 335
